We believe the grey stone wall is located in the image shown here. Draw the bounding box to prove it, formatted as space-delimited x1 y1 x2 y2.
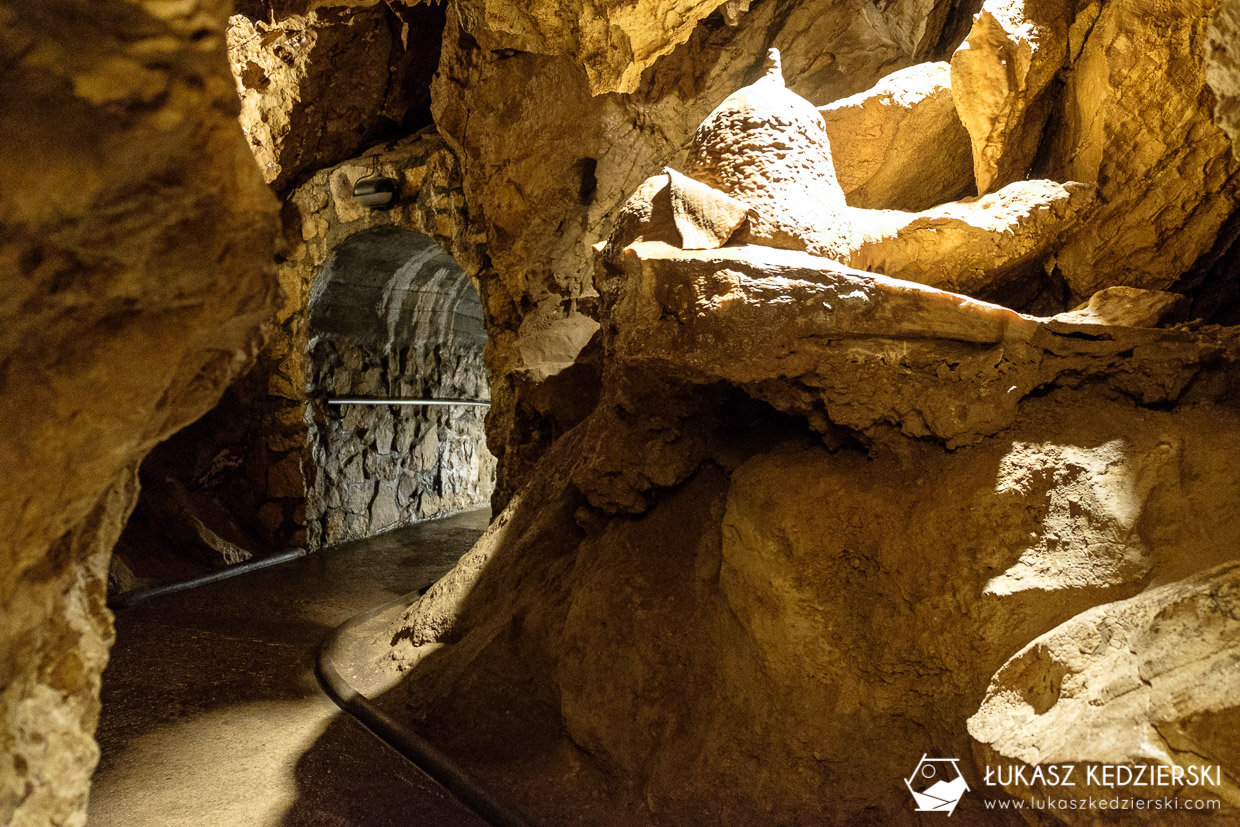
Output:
306 339 492 547
303 226 494 547
182 129 492 552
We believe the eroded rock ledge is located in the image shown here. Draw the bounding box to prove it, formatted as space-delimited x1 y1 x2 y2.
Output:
379 383 1240 824
376 46 1240 826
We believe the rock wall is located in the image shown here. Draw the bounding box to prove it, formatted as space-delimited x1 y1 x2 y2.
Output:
381 381 1240 824
206 129 494 551
375 2 1240 821
0 0 277 823
1211 0 1240 159
308 340 492 546
227 0 445 192
380 250 1240 823
1040 0 1240 300
305 226 493 547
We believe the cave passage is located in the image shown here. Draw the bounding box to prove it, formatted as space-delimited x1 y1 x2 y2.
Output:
10 0 1240 823
90 510 491 827
305 226 496 549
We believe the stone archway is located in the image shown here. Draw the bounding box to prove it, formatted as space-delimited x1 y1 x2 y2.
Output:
213 129 494 552
304 226 494 547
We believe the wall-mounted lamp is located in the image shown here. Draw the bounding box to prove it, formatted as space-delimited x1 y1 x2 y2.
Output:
352 156 398 209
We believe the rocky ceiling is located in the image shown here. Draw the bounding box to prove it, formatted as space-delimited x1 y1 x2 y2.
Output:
4 0 1240 824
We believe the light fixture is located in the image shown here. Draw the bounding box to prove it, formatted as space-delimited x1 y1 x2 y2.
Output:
352 156 398 209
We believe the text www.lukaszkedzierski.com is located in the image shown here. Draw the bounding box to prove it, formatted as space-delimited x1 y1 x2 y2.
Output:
983 797 1221 812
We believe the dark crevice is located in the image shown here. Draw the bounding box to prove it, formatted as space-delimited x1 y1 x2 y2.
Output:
1170 205 1240 325
574 157 598 206
1051 330 1111 341
931 0 985 60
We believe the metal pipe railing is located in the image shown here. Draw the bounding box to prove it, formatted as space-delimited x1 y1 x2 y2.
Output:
108 548 308 610
327 398 490 407
317 596 533 827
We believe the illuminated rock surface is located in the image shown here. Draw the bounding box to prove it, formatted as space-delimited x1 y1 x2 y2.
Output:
819 61 974 211
0 0 277 823
5 0 1240 823
970 562 1240 823
378 35 1240 825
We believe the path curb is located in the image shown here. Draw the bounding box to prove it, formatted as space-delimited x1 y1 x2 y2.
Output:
316 595 533 827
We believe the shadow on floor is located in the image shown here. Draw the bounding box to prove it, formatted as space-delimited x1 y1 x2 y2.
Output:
90 510 490 827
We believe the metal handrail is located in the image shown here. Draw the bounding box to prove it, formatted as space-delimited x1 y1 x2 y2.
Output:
327 397 490 407
108 548 308 610
317 596 533 827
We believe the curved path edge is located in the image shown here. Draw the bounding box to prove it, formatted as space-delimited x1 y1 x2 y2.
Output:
316 594 534 827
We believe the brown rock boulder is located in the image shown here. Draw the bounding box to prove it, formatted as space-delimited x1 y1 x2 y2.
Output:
1052 286 1188 328
931 0 1240 301
848 179 1093 295
970 562 1240 823
820 61 974 211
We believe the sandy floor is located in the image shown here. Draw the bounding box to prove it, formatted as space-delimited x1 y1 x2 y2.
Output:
89 510 492 827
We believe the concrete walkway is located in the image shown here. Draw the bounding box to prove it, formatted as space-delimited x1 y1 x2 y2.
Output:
89 510 492 827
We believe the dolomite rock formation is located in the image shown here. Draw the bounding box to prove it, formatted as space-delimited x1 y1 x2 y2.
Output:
950 0 1240 300
584 195 1235 513
228 2 443 192
1210 0 1240 158
615 56 1091 300
1052 286 1188 329
448 0 744 95
970 562 1240 822
362 0 1240 510
431 0 974 504
819 61 974 211
847 179 1091 295
1047 0 1240 300
3 0 1239 820
383 389 1240 825
0 0 277 824
950 0 1066 194
381 40 1240 824
447 0 958 96
600 242 1231 448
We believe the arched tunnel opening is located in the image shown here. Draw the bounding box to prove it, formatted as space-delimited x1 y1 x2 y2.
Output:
90 225 504 826
305 226 495 547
